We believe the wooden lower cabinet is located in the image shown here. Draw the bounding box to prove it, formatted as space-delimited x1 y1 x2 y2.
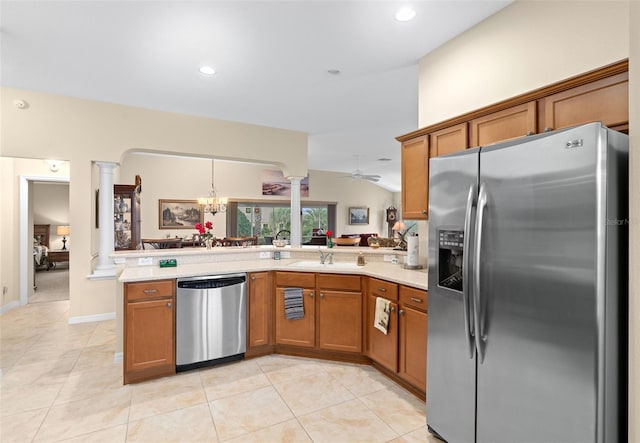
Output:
399 305 427 392
275 286 316 347
248 272 272 349
275 272 316 347
275 272 363 354
124 279 175 384
318 274 362 353
367 294 398 372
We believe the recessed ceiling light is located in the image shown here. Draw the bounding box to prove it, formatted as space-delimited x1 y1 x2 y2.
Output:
199 66 216 76
327 69 341 75
395 7 416 22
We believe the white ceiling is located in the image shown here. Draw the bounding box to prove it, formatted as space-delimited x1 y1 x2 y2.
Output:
0 1 511 191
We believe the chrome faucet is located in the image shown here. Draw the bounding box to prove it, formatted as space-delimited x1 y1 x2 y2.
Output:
319 250 334 265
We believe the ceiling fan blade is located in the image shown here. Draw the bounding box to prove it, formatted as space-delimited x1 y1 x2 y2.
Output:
362 174 381 182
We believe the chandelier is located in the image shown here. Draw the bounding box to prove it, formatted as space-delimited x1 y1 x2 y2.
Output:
198 159 227 215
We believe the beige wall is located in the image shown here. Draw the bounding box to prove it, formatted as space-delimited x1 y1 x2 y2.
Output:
418 1 630 127
119 154 398 240
417 0 637 437
0 89 308 319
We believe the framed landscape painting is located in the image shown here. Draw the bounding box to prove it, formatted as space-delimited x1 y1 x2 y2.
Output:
349 207 369 225
159 199 203 229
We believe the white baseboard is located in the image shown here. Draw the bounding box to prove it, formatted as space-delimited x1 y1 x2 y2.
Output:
68 312 116 324
113 352 123 363
0 301 20 316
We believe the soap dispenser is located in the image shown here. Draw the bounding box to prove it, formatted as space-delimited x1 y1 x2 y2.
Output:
357 252 365 266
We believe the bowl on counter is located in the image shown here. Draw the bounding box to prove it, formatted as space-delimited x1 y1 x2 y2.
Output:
331 237 361 246
272 239 288 247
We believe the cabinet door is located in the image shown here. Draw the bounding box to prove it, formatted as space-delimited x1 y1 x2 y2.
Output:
318 290 362 353
248 272 271 348
399 306 427 392
275 287 315 347
401 135 429 220
367 295 398 372
430 123 468 157
540 72 628 132
125 298 175 382
470 101 536 147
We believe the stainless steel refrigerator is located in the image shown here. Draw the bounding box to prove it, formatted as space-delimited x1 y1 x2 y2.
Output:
426 122 628 443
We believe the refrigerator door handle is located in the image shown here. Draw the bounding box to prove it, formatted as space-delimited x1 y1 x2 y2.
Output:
473 183 488 364
462 184 477 359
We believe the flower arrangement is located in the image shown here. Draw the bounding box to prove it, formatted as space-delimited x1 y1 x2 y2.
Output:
195 221 214 248
326 230 334 248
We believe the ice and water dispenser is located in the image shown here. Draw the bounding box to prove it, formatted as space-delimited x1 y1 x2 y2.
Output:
438 229 464 292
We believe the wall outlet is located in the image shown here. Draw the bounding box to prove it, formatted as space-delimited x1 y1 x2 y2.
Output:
259 251 270 259
138 257 153 266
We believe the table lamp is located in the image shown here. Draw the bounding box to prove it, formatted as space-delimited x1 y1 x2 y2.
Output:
392 221 408 251
57 225 70 250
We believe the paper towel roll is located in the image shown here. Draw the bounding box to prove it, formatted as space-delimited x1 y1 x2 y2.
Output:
406 235 419 267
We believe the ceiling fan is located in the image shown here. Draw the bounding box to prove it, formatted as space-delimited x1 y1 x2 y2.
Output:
342 156 382 183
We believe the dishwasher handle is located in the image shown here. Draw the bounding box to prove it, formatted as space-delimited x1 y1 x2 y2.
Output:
178 274 246 290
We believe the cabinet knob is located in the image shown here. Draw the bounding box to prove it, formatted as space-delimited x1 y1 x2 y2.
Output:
399 309 404 315
544 127 553 132
309 292 314 298
377 287 387 293
526 131 534 136
166 302 172 308
320 292 324 298
251 276 256 281
390 306 395 313
410 297 423 303
143 289 158 294
421 209 427 215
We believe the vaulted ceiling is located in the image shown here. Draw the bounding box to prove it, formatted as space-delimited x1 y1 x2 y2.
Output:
1 1 511 191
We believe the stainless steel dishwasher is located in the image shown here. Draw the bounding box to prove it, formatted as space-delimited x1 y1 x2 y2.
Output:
176 273 247 371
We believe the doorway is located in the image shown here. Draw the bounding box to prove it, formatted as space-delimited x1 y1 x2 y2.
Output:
18 174 70 306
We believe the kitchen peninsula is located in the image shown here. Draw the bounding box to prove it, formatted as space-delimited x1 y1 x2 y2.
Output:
116 245 428 397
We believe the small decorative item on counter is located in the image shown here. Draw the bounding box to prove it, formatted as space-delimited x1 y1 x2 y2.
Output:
195 221 214 250
368 234 380 249
326 230 334 248
357 252 365 266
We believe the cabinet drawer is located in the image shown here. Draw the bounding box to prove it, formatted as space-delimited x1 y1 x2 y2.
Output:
275 271 315 288
317 274 361 291
126 279 175 302
368 277 398 301
400 285 427 312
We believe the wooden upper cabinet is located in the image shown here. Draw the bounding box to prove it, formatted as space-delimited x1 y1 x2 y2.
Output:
430 123 468 157
470 101 537 147
401 135 429 220
539 72 629 133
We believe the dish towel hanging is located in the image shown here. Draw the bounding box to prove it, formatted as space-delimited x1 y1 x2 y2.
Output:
374 297 391 335
284 287 304 320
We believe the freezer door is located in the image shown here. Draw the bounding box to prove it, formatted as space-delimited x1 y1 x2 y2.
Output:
475 124 606 443
427 148 478 443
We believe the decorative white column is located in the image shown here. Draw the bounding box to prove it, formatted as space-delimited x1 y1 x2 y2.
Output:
92 161 117 278
288 176 303 247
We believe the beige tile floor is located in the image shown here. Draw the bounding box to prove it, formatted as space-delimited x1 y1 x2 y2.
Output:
1 300 442 442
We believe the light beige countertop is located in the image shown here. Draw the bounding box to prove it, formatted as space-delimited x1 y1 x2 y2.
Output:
116 246 428 290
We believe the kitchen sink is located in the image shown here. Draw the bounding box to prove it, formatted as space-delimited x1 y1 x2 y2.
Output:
289 260 361 269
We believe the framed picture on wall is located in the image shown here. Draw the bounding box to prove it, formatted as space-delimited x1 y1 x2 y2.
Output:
349 207 369 225
158 199 203 229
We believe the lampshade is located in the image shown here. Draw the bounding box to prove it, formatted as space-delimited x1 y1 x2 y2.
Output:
392 221 407 232
56 225 70 236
